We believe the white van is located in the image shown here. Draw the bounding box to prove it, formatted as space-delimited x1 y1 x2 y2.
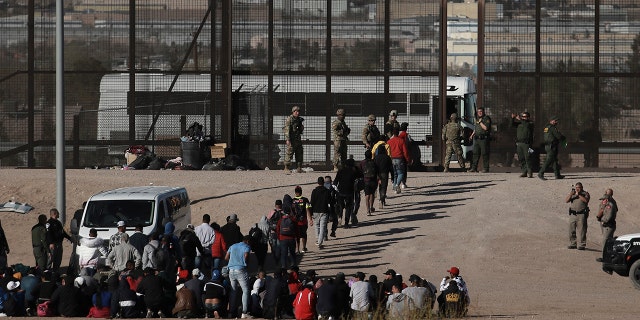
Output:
76 186 191 240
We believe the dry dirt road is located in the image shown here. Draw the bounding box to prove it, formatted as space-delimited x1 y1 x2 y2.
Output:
0 168 638 319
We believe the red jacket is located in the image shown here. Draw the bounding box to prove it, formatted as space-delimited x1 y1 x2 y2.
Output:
292 287 316 320
210 230 227 258
387 135 411 162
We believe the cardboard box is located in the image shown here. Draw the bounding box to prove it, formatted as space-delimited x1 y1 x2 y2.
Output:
210 143 228 158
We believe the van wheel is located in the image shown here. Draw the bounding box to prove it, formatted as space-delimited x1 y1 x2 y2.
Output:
629 260 640 290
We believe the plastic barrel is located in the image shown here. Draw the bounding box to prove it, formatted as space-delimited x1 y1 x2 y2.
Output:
181 141 203 169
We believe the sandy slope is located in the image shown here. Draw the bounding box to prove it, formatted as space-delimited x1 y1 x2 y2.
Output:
0 168 639 319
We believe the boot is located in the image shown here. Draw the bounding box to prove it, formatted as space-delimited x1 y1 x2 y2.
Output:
527 170 533 178
519 172 527 178
333 166 339 172
443 166 449 173
460 162 467 171
296 163 303 173
284 164 290 172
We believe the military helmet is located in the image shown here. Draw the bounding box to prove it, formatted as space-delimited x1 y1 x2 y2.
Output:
368 114 376 121
450 113 458 120
291 105 301 113
336 108 345 116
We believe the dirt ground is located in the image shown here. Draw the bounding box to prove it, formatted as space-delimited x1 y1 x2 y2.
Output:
0 168 639 319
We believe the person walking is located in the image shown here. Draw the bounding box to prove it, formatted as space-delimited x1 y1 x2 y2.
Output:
46 208 74 272
387 128 411 194
565 182 590 250
31 214 48 269
442 113 467 172
283 105 305 172
596 188 618 262
291 186 313 254
470 107 492 173
362 114 381 150
225 235 252 319
511 111 535 177
310 177 330 249
0 219 10 270
538 115 566 180
332 108 351 171
360 149 378 215
333 158 361 228
374 144 392 209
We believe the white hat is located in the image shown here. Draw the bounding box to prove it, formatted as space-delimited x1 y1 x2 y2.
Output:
192 268 201 277
6 281 20 291
117 221 126 227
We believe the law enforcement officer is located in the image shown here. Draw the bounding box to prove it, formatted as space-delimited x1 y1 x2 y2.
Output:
538 116 565 180
362 114 381 150
511 111 535 178
565 182 590 250
384 110 400 140
596 188 617 261
469 107 492 173
283 105 305 173
332 109 351 171
441 113 466 172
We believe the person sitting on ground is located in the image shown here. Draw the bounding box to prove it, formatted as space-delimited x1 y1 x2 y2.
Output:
386 282 414 319
437 266 469 315
137 267 166 318
203 269 227 319
110 276 140 319
292 280 316 320
50 275 84 317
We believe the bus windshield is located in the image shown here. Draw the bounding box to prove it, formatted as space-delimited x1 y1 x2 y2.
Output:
82 200 155 228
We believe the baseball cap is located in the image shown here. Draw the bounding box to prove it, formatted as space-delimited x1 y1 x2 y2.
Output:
368 114 376 121
550 115 559 121
383 269 396 276
228 214 239 222
389 110 398 116
192 268 201 277
117 221 126 227
447 266 460 275
292 105 301 113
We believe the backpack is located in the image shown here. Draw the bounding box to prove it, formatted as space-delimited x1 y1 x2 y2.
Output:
291 197 308 223
150 243 167 269
249 225 265 245
279 215 295 237
362 159 376 178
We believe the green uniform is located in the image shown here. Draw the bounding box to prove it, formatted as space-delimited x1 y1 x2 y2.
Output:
31 223 48 268
332 118 350 168
362 124 381 149
284 114 304 168
538 123 565 178
471 115 492 172
513 118 534 177
442 120 466 170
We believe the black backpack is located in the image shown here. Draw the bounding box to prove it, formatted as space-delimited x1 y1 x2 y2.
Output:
291 197 308 222
249 224 266 245
151 243 167 269
279 215 296 237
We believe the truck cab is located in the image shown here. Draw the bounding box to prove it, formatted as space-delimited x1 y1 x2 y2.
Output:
601 232 640 290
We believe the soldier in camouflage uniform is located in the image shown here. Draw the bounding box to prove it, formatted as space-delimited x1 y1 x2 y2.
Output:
384 110 401 140
332 109 351 171
441 113 466 172
511 111 535 178
284 105 305 172
362 114 381 150
538 115 565 180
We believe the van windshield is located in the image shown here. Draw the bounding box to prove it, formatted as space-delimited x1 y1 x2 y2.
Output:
83 200 155 228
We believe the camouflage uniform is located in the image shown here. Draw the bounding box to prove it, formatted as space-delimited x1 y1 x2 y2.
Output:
332 109 350 170
284 106 304 171
384 109 400 139
362 114 381 150
441 113 466 171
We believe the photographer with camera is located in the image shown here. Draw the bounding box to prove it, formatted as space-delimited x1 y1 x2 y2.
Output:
284 105 305 173
564 182 590 250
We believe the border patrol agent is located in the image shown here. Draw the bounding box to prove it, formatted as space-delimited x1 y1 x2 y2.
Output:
284 105 304 172
469 107 492 173
332 109 350 171
538 115 565 180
